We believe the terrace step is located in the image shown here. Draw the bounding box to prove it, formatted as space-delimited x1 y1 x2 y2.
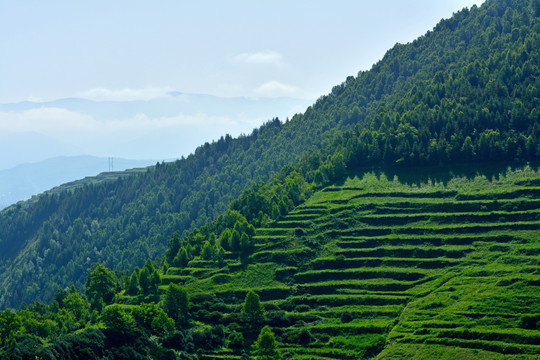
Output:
356 210 540 226
320 191 458 205
328 221 540 237
311 257 460 270
298 279 417 294
285 213 323 221
337 234 521 248
273 220 314 228
434 328 540 346
335 246 473 259
282 294 409 308
455 187 540 200
294 268 426 283
373 199 540 214
419 336 540 355
281 345 358 359
256 227 295 236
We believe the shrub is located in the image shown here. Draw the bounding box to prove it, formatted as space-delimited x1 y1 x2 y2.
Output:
267 311 291 327
228 331 245 351
294 304 311 312
341 311 354 323
520 315 540 330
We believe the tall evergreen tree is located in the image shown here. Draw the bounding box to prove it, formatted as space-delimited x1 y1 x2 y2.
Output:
252 326 281 360
162 284 189 325
242 291 265 326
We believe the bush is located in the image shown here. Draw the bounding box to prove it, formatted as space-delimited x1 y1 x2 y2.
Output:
267 311 290 327
287 328 314 345
228 331 245 351
294 304 311 312
520 315 540 330
162 331 186 351
341 311 354 323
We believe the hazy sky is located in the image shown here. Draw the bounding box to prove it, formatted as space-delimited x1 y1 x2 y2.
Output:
2 0 484 103
0 0 486 169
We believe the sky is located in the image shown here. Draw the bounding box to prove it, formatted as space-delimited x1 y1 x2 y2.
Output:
0 0 485 168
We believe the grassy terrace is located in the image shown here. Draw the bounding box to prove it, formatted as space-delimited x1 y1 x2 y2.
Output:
158 166 539 359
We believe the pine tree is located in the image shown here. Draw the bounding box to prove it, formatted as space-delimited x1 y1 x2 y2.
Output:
173 247 190 268
242 291 265 326
127 269 139 295
252 326 281 360
162 284 189 325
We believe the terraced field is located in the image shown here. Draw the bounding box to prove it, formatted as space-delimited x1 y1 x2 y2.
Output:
164 167 540 359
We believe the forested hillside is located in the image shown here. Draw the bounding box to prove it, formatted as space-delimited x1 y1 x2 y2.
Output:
0 0 539 311
0 165 538 359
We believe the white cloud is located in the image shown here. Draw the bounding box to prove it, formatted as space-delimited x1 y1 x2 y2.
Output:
104 113 240 132
254 80 298 97
233 50 285 66
0 108 242 142
78 87 173 102
0 108 97 134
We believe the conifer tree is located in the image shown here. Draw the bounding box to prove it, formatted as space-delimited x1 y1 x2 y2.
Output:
242 291 265 326
252 326 281 360
163 283 189 325
127 269 140 295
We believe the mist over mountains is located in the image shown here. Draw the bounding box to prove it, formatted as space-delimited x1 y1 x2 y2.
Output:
0 92 311 169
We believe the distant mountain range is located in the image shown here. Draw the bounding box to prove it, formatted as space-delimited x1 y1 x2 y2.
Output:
0 156 157 210
0 93 312 169
0 92 309 121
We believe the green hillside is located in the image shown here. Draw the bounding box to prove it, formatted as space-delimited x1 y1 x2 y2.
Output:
175 166 539 359
0 0 539 309
0 166 538 359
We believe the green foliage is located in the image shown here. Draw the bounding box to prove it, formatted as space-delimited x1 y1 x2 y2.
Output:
85 263 117 309
252 326 281 360
1 1 540 359
241 291 265 327
0 310 19 347
2 166 540 359
132 302 175 335
139 260 160 296
127 267 140 295
101 304 135 334
162 284 189 325
173 247 190 268
63 291 89 321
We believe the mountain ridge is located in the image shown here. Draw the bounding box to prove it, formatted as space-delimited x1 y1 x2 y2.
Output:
0 156 157 210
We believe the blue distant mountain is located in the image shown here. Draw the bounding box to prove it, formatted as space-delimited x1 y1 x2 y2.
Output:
0 92 310 122
0 156 157 210
0 93 311 169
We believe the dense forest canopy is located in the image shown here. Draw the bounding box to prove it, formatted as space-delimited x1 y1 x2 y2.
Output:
0 0 538 311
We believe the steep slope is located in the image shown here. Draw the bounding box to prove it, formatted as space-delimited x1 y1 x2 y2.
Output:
1 0 539 309
165 165 540 359
1 165 537 359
